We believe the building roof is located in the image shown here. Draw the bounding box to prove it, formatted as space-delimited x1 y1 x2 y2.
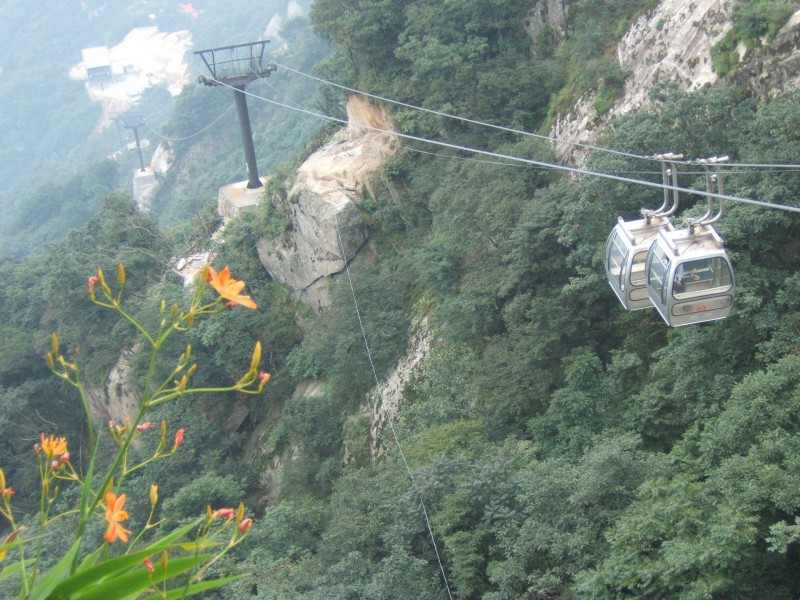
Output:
81 47 111 70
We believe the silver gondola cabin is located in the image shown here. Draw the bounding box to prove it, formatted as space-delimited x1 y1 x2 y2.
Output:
606 215 674 310
645 225 734 326
644 157 735 326
606 154 682 311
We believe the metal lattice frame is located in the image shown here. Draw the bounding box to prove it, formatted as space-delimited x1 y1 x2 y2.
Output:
194 41 276 189
195 42 275 88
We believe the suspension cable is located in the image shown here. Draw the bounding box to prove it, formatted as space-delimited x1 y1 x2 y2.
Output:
272 61 800 172
203 75 800 214
142 103 235 142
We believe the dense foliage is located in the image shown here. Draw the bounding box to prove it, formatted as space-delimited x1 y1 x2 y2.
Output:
3 0 800 598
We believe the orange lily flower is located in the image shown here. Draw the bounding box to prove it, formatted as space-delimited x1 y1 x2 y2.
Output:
39 433 67 459
103 492 132 543
206 266 257 309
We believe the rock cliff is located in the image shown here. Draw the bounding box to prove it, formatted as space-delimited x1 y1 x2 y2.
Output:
552 0 736 164
256 95 399 312
551 1 800 165
85 346 140 426
366 314 432 460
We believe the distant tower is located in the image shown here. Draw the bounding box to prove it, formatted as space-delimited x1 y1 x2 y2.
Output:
121 116 147 172
195 41 276 189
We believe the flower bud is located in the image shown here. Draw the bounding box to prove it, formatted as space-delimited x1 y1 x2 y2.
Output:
173 429 185 451
150 484 158 508
250 342 262 371
211 507 235 520
50 332 59 354
45 353 55 370
160 299 166 315
239 518 253 533
0 468 5 491
96 269 112 297
88 276 100 299
143 558 154 574
51 460 59 471
117 263 126 287
60 452 70 464
259 372 271 386
137 422 153 432
236 502 245 523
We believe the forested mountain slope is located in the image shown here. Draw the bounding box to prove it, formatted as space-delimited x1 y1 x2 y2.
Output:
2 0 800 598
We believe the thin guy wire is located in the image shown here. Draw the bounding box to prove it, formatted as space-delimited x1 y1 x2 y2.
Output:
333 213 455 600
400 146 752 176
142 103 235 142
406 150 800 176
204 75 800 214
229 68 800 177
273 62 800 171
274 61 649 161
401 145 529 168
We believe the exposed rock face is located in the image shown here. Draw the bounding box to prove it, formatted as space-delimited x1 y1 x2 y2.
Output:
734 9 800 100
552 0 737 165
367 314 432 459
257 189 367 312
524 0 569 55
256 95 399 312
84 346 141 425
616 0 734 113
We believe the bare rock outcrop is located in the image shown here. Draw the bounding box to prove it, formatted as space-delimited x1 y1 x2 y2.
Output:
84 346 140 425
366 314 432 460
616 0 734 114
256 95 399 312
734 9 800 100
524 0 569 55
552 0 737 165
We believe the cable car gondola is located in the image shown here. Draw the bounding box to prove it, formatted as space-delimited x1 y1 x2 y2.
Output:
606 215 674 310
644 158 735 326
606 155 681 310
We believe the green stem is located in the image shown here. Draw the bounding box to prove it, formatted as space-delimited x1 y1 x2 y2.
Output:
74 369 96 451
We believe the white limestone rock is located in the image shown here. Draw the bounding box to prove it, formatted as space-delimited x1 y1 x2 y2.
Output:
256 95 398 312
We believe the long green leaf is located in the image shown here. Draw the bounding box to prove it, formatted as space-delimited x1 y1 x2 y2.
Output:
70 554 211 600
78 442 96 520
142 573 247 600
0 561 23 584
70 439 98 576
74 545 104 573
50 544 193 598
141 517 204 551
49 517 205 598
0 534 38 555
26 539 80 600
